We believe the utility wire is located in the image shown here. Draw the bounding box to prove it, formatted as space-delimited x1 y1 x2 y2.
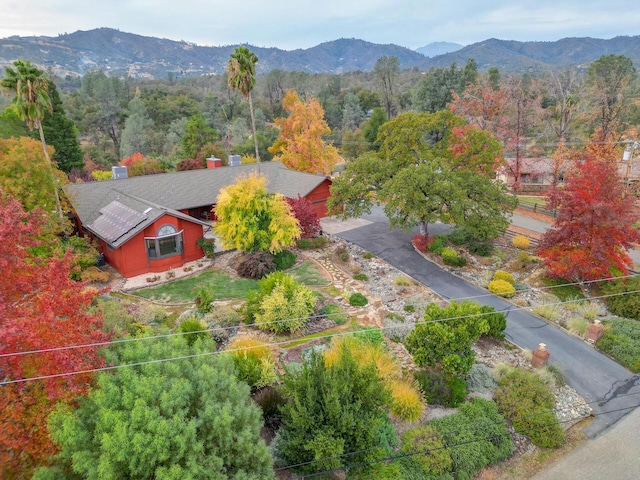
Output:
2 286 640 386
2 272 638 360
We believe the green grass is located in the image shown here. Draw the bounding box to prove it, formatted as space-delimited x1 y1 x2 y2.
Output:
289 260 331 286
133 261 329 303
132 270 258 303
517 196 546 206
542 277 585 301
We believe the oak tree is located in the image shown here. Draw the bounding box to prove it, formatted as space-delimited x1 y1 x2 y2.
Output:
329 111 515 239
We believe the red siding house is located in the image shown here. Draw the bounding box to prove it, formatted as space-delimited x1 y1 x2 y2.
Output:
64 162 332 278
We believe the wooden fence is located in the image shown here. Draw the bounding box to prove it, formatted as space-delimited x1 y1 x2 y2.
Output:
517 199 557 218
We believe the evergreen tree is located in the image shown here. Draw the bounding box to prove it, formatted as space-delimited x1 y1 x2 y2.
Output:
276 348 391 475
41 336 273 479
40 81 83 173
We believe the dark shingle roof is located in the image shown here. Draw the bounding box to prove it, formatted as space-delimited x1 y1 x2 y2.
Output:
64 162 329 227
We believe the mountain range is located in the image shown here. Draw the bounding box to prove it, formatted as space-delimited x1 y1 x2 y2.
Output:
1 28 639 79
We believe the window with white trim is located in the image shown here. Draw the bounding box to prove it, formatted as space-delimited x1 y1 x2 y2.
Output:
145 224 183 259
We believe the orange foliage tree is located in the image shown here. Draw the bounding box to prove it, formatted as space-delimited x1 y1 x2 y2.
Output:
538 153 640 281
0 193 109 477
120 152 164 176
269 90 341 175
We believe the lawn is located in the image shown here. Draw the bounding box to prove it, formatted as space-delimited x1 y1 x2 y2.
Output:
132 270 258 303
289 260 331 286
132 261 329 303
517 195 546 206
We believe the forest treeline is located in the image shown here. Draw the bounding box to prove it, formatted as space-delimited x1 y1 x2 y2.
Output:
1 54 639 178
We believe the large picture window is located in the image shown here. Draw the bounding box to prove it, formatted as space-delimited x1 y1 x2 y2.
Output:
145 225 183 259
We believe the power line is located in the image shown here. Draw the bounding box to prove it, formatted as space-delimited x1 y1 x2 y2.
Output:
270 391 640 476
2 271 638 360
2 286 639 386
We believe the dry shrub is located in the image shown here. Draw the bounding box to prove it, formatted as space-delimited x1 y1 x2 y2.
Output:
511 235 530 250
389 380 424 422
81 266 110 283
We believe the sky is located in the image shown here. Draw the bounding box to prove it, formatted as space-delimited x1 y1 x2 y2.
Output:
1 0 639 50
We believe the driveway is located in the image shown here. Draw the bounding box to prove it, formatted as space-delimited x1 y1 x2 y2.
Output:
322 207 640 438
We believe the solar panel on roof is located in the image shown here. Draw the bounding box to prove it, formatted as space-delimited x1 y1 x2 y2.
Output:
89 201 148 243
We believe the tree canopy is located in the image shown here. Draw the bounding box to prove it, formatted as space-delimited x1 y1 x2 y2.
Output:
269 89 341 174
538 153 640 281
214 172 300 253
328 110 516 238
42 336 273 479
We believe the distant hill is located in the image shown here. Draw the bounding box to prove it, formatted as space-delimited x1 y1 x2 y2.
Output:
426 36 640 72
416 42 464 58
1 28 638 78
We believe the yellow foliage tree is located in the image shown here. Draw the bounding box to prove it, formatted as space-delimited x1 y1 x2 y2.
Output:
214 172 300 253
269 89 341 174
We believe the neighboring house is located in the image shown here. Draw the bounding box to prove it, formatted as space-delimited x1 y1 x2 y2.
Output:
64 162 332 278
498 157 557 192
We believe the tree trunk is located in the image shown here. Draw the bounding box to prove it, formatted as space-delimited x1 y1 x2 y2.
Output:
38 122 63 220
248 92 260 162
419 221 428 236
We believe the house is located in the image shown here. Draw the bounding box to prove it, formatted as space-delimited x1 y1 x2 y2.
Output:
498 157 557 192
64 161 332 278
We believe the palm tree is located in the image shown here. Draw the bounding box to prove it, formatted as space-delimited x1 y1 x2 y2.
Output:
2 59 62 218
227 47 260 162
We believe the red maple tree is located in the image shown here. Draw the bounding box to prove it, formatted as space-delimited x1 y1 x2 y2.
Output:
0 193 110 476
287 194 322 239
538 154 640 281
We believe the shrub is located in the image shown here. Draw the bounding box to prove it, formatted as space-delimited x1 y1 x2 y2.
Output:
414 369 468 407
412 234 430 252
568 317 589 338
178 316 209 346
134 303 167 325
493 270 515 285
400 425 452 476
447 228 468 246
352 326 385 347
427 236 445 255
597 318 640 372
404 304 415 313
362 252 375 259
349 292 369 306
430 398 513 480
601 276 640 320
236 251 277 279
335 245 350 262
296 236 328 249
542 277 585 301
227 335 277 389
389 380 424 422
441 247 467 267
194 285 215 314
253 386 287 429
468 240 494 257
288 194 322 238
353 273 369 281
488 279 515 297
318 303 348 325
127 322 152 337
533 302 562 323
273 249 297 270
382 315 414 342
466 364 497 393
394 275 413 287
494 368 564 448
252 273 316 334
579 302 605 321
196 236 215 258
204 305 242 327
479 305 507 340
80 266 110 283
511 235 530 250
405 301 491 377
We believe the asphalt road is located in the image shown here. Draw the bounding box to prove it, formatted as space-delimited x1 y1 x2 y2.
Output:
325 207 640 438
